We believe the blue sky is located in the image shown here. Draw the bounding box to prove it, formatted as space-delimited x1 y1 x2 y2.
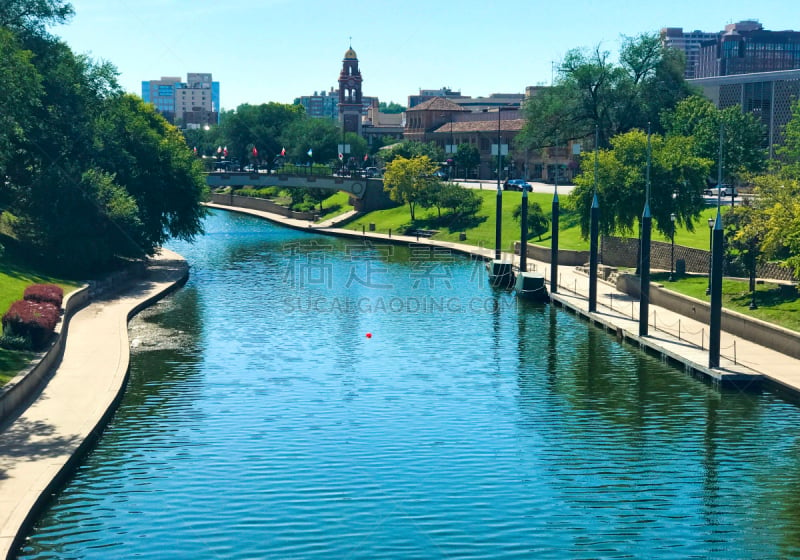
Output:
54 0 796 111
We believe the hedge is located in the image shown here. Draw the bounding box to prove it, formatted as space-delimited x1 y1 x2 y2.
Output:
2 300 60 350
23 283 64 308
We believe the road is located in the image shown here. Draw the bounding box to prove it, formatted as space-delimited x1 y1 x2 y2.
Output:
454 179 576 194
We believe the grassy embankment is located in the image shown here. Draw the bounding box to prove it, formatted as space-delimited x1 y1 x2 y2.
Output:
0 228 83 385
331 190 800 332
342 190 730 251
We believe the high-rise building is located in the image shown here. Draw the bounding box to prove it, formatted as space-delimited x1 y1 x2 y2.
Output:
661 28 719 79
295 88 340 119
141 76 181 124
141 73 220 128
695 21 800 78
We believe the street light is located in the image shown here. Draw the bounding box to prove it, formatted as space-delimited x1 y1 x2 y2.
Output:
669 212 676 281
668 189 678 282
705 217 714 295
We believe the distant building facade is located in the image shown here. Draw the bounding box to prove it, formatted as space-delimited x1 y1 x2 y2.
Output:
141 73 219 128
661 27 719 79
294 88 340 119
696 21 800 78
689 68 800 158
407 87 467 108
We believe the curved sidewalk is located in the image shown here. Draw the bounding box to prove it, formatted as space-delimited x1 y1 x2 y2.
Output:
0 249 188 560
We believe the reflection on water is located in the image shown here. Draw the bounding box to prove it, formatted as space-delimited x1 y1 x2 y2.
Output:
17 208 800 559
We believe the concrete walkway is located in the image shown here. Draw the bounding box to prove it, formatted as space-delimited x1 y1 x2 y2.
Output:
0 249 188 560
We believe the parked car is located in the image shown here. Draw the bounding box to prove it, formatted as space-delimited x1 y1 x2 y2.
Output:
433 170 449 179
505 179 532 191
704 185 738 197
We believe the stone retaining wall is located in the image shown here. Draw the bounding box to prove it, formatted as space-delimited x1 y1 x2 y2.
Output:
210 192 317 221
601 236 795 281
616 273 800 359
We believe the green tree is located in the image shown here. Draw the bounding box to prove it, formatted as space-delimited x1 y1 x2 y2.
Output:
0 0 73 36
381 141 444 165
0 29 41 189
378 101 406 114
383 155 439 220
570 130 711 239
218 102 304 169
518 33 691 151
662 95 767 182
3 26 206 273
92 94 207 254
724 204 765 297
454 143 480 179
513 201 550 241
776 99 800 179
747 173 800 278
429 182 482 218
279 116 340 164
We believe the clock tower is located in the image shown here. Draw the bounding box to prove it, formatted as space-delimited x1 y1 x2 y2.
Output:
338 45 363 135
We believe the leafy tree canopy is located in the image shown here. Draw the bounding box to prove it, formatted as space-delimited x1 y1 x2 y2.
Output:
518 33 691 151
383 155 440 221
378 101 406 114
381 141 445 165
661 95 767 182
570 129 711 239
0 0 73 36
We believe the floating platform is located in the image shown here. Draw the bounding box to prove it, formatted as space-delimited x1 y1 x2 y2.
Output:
515 272 549 302
486 260 514 288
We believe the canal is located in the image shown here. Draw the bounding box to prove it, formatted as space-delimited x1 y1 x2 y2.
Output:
17 208 800 559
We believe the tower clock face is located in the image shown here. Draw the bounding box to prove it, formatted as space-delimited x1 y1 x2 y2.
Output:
347 78 355 86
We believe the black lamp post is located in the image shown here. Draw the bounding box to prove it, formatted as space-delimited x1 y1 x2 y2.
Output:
494 108 503 260
669 212 676 281
705 217 714 295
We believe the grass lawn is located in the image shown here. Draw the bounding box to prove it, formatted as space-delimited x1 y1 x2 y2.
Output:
314 191 353 223
651 271 800 333
0 244 83 385
344 190 734 253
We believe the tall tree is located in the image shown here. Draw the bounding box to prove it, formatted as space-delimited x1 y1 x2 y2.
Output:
776 99 800 179
0 0 73 36
279 116 340 164
0 29 41 190
218 102 304 169
661 95 767 183
746 173 800 278
570 129 711 239
518 33 691 151
380 141 445 165
383 155 439 221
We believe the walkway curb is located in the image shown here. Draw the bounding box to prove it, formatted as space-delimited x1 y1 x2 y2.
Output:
0 249 189 560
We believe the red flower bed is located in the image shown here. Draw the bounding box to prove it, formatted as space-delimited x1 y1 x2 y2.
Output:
2 299 61 349
23 283 64 308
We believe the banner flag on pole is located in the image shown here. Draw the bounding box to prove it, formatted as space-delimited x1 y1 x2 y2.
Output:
281 147 286 156
252 146 258 157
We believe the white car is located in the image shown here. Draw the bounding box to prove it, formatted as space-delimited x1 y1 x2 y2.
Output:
704 185 738 197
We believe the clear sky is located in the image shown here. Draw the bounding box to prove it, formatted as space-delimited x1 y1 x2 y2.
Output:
53 0 797 111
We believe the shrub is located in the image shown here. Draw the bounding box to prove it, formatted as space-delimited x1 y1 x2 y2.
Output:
2 300 60 349
23 283 64 308
0 334 33 351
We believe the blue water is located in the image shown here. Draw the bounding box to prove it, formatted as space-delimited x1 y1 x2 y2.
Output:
17 209 800 559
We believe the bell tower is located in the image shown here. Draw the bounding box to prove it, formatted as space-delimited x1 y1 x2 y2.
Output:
338 44 363 135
